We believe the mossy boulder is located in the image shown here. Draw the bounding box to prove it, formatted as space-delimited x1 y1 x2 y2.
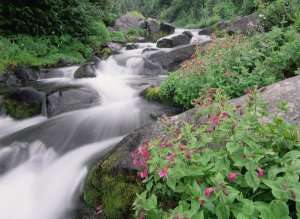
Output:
1 88 43 119
74 63 96 79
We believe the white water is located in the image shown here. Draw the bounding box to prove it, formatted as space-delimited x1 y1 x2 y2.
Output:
0 48 164 218
0 138 121 219
0 27 204 218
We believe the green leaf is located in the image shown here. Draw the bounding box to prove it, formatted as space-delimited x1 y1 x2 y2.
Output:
166 178 176 191
216 205 230 219
270 200 290 219
146 181 153 191
192 211 204 219
237 213 250 219
245 171 260 190
276 100 289 112
242 199 254 216
226 142 240 153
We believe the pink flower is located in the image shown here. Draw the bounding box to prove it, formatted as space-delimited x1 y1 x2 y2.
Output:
140 171 148 179
227 173 238 182
186 150 192 159
244 88 252 94
139 210 144 219
242 154 247 159
96 205 103 215
205 188 213 198
222 112 229 119
131 151 138 159
211 115 219 125
199 198 205 205
159 167 168 178
179 143 186 151
140 160 148 168
257 167 264 177
139 147 149 160
133 160 140 167
247 21 254 27
166 153 175 161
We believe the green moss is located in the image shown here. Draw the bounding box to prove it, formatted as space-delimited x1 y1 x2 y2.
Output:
1 99 41 119
110 31 127 42
83 153 144 219
145 86 163 102
100 48 113 60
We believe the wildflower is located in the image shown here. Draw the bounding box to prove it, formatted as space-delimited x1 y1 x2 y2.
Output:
223 188 229 196
140 170 148 179
140 160 147 168
96 205 103 215
166 153 175 161
257 167 264 177
211 115 219 125
194 98 200 107
139 147 149 160
242 154 247 159
174 129 181 138
186 150 192 159
198 198 205 205
133 160 140 167
205 188 213 198
179 143 186 151
159 167 168 178
227 173 238 182
247 21 254 27
245 88 252 95
222 112 229 119
131 151 138 159
139 210 144 219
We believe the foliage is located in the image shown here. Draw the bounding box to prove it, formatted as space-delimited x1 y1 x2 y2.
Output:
185 16 221 29
0 34 96 73
1 99 41 119
127 28 147 37
145 86 163 102
0 0 117 36
213 2 236 19
132 89 300 218
257 0 300 31
159 27 300 109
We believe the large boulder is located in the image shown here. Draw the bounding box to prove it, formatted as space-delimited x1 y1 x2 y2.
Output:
46 87 100 117
115 15 146 32
198 26 215 35
1 88 43 119
182 31 193 39
160 22 175 35
146 18 161 37
157 34 191 48
74 64 96 79
83 75 300 218
144 44 197 71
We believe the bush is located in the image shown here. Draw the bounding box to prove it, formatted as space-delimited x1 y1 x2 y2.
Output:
0 34 95 74
185 16 221 29
258 0 300 31
132 89 300 218
213 2 237 19
159 27 300 109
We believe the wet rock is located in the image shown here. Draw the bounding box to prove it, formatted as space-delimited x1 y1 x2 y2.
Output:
157 34 190 48
74 64 96 79
160 22 175 35
115 15 146 32
106 42 122 54
198 26 215 35
126 43 138 50
46 87 100 117
57 59 71 67
1 88 43 119
144 44 197 71
182 30 193 39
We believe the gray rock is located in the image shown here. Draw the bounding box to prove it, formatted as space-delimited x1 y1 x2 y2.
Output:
146 18 161 36
157 34 191 48
46 87 100 117
198 27 215 35
115 15 146 32
160 22 175 35
57 59 71 67
144 44 197 71
74 64 96 79
217 13 257 35
182 31 193 39
126 44 138 50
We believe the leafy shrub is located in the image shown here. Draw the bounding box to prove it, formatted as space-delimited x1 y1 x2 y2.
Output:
126 11 145 19
258 0 300 31
159 27 300 109
185 16 221 29
0 34 94 74
133 89 300 218
110 31 127 42
127 28 147 37
213 2 237 19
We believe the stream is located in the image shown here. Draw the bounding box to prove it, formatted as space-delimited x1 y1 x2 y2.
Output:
0 30 207 219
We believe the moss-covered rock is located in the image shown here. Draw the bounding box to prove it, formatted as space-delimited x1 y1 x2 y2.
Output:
144 85 163 102
1 88 43 119
84 151 144 219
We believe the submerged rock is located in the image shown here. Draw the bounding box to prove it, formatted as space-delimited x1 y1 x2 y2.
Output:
182 30 193 39
46 87 100 117
74 63 96 79
1 88 43 119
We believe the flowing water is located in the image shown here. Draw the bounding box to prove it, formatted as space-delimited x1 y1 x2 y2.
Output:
0 29 208 219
